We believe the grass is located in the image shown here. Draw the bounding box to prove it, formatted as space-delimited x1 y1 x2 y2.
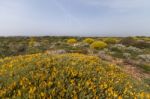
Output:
138 64 150 73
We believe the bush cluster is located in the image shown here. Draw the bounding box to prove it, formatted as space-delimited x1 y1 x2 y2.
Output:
0 53 149 98
120 37 150 48
90 41 107 49
110 44 126 52
67 38 77 44
83 38 95 44
104 38 118 44
138 54 150 62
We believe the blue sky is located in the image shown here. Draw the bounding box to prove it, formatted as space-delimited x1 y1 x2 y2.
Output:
0 0 150 36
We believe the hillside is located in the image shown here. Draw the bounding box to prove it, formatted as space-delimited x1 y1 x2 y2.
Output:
0 53 149 98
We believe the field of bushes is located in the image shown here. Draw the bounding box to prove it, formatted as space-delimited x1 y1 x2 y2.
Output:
0 36 150 98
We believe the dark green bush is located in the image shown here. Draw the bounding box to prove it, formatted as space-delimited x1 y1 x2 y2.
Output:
120 37 136 46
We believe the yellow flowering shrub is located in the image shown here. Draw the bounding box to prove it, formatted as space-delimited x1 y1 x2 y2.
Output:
104 38 118 44
90 41 107 49
83 38 95 44
67 38 77 44
0 53 149 98
28 37 36 47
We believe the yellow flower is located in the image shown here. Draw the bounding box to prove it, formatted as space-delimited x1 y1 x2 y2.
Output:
17 90 21 96
48 81 53 87
41 92 45 97
113 92 118 97
118 96 122 99
29 87 36 94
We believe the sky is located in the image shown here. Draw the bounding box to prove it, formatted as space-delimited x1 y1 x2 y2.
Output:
0 0 150 36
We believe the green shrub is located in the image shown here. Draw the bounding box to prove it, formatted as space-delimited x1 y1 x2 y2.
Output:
110 44 126 52
90 41 107 49
134 41 150 48
67 38 77 44
83 38 95 44
28 37 36 47
120 37 136 46
120 37 150 48
137 64 150 73
104 38 118 44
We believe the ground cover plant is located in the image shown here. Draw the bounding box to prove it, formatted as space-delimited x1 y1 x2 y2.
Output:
0 36 149 98
0 53 149 98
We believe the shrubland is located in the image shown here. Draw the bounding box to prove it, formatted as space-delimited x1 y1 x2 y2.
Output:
0 53 149 98
0 36 149 98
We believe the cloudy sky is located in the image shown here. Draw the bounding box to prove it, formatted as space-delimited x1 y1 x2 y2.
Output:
0 0 150 36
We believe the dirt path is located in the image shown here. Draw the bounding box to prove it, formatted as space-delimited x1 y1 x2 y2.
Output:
112 58 149 81
98 54 150 81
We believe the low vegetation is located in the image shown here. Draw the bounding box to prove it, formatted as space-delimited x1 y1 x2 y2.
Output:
83 38 95 44
0 36 149 98
90 41 107 49
67 38 77 45
0 53 149 98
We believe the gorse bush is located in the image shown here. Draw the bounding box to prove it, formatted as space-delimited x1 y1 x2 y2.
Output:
104 38 118 44
28 37 36 47
90 41 107 49
0 53 149 98
83 38 95 44
67 38 77 44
